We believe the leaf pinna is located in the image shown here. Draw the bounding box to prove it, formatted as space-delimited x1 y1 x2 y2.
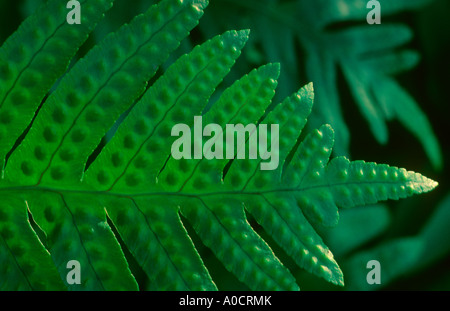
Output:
0 0 438 291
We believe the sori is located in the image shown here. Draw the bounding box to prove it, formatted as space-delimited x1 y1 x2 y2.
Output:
171 116 279 170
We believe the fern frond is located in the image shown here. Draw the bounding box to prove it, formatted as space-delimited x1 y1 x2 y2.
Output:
0 0 439 291
199 0 442 170
307 1 442 169
326 192 450 291
343 237 424 290
309 0 434 26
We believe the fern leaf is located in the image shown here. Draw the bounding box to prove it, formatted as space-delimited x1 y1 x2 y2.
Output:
304 44 350 157
182 197 299 290
343 237 424 290
174 62 280 191
106 196 216 290
0 0 439 291
1 0 210 290
84 29 248 192
337 193 450 290
5 0 207 186
373 76 443 171
25 191 138 290
202 0 442 170
315 1 442 169
0 0 114 173
0 194 65 290
417 194 450 270
361 50 420 76
308 0 434 27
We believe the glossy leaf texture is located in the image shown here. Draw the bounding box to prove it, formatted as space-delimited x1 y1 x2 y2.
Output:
0 0 438 291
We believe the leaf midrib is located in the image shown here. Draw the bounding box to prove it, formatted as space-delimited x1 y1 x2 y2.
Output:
0 179 421 200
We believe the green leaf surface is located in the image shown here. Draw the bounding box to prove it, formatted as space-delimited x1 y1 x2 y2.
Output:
417 194 450 269
0 0 439 291
0 194 65 290
0 0 114 172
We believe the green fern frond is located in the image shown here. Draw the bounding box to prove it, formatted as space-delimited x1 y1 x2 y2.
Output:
198 0 442 170
342 236 424 290
0 0 438 291
335 192 450 290
307 1 441 168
